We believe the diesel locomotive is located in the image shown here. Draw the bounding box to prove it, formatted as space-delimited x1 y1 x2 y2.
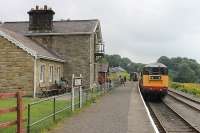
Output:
139 63 168 100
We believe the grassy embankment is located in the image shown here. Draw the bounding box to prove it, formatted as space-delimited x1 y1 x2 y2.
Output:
170 82 200 97
0 90 103 133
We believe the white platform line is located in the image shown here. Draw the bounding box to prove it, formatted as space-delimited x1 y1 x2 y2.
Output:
138 84 159 133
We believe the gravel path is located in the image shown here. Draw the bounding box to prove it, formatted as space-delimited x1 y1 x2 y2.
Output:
50 82 133 133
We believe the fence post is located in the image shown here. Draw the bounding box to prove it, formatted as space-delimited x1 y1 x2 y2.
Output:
53 97 56 121
16 91 23 133
79 86 82 108
79 74 82 108
71 74 75 111
27 104 31 133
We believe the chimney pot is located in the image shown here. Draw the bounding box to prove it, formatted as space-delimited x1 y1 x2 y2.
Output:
44 5 47 10
28 5 55 31
36 5 39 10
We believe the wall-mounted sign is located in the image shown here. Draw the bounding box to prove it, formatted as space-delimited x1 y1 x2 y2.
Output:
74 78 82 86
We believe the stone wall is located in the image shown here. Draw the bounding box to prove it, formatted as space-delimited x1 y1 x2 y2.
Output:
89 33 98 86
0 37 34 95
30 35 94 88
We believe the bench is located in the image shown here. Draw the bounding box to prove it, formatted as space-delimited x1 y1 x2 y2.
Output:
40 83 69 97
40 84 59 97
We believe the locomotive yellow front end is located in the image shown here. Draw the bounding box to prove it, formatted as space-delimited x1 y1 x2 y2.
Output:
139 63 168 99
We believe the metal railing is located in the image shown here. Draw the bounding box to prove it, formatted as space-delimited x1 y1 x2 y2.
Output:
27 86 112 133
95 43 105 54
27 93 71 133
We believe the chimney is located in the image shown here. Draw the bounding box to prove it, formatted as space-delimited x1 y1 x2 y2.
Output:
27 5 55 32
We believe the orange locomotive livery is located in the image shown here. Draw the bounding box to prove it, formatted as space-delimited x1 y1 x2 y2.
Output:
139 63 168 99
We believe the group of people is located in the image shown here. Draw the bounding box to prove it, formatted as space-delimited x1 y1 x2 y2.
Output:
119 75 127 86
55 77 70 92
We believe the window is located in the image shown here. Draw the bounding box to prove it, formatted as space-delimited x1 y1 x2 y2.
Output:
49 65 53 82
40 65 45 82
143 67 168 75
160 68 168 75
57 67 61 81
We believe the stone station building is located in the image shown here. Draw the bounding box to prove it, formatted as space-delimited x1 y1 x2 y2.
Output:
0 5 104 96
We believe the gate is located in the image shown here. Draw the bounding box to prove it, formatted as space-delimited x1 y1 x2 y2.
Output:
0 91 25 133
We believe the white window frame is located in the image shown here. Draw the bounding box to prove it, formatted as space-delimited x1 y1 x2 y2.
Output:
57 66 61 82
49 65 54 82
40 64 45 83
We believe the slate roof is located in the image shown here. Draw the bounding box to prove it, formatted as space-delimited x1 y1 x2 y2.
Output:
110 66 126 73
1 19 99 35
0 26 65 62
0 19 100 62
98 64 109 73
145 63 167 68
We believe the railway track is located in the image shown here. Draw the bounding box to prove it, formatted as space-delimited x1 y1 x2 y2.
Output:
147 101 199 133
146 90 200 133
168 90 200 111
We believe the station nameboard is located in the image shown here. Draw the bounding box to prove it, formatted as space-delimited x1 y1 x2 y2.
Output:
74 78 82 86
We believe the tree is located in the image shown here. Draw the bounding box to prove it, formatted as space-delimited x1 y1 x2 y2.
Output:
104 54 145 73
105 54 121 67
174 63 197 83
157 56 200 83
120 57 132 70
157 56 171 68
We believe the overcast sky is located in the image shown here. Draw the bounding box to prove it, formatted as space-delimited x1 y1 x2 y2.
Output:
0 0 200 63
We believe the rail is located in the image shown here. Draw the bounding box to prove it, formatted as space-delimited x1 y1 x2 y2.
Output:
148 101 199 133
27 93 72 133
168 91 200 112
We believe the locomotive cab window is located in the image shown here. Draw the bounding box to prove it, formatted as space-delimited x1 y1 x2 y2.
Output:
143 68 149 75
143 67 160 75
160 67 168 75
143 67 168 75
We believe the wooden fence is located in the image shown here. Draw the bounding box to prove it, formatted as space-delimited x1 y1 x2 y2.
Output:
0 91 25 133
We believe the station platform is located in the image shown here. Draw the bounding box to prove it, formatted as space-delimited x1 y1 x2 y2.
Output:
50 82 156 133
127 82 156 133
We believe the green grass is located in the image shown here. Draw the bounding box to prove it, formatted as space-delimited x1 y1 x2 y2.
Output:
170 82 200 97
0 90 104 133
0 97 73 133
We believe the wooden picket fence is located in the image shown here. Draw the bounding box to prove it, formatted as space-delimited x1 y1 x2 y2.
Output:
0 91 25 133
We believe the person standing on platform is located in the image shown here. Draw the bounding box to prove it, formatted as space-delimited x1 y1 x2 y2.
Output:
124 76 127 83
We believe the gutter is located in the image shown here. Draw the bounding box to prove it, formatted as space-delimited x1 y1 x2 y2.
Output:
25 32 92 36
37 55 65 63
33 56 37 98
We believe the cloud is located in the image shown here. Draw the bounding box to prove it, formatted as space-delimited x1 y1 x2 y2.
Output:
1 0 200 63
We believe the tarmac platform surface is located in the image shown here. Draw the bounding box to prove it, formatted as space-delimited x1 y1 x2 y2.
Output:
127 82 155 133
50 82 155 133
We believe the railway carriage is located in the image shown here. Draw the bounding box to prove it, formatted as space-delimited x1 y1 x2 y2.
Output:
139 63 168 100
130 72 138 81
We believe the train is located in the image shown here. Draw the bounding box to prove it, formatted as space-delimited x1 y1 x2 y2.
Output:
139 63 168 100
130 72 138 81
